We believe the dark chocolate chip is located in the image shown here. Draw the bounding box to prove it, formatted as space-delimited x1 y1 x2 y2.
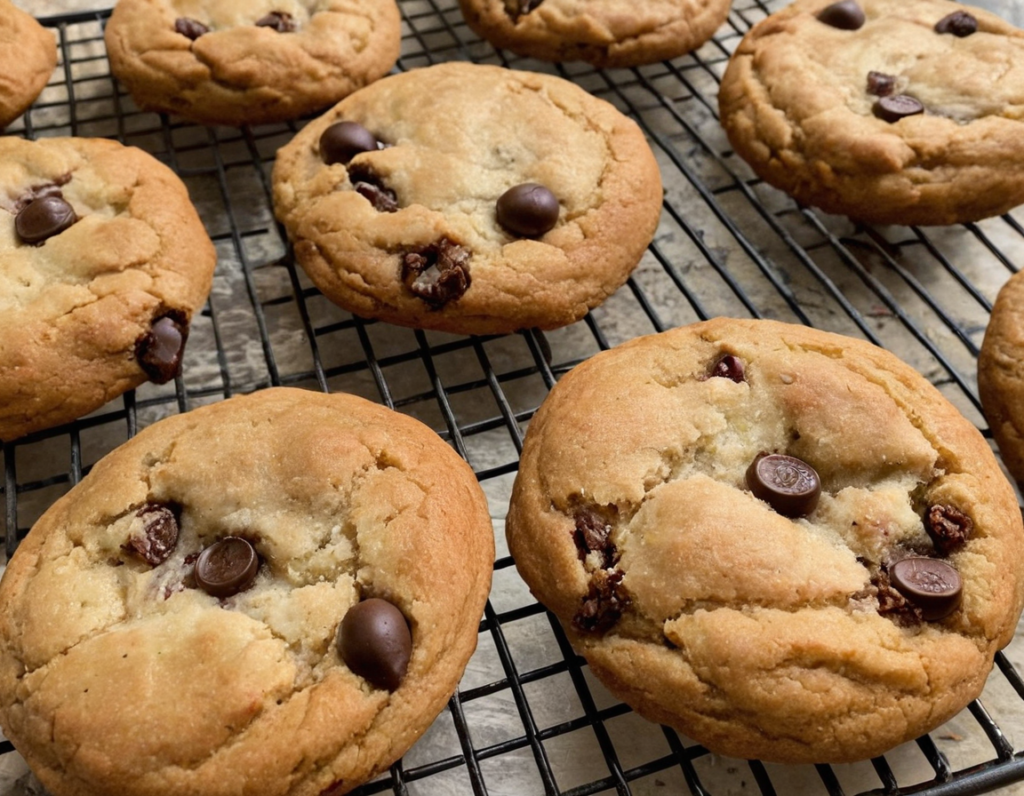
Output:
135 314 188 384
401 238 472 307
496 183 559 238
15 195 77 245
573 569 629 633
816 0 866 30
873 94 925 123
867 71 897 97
746 453 821 518
337 598 412 691
711 354 745 383
126 504 179 566
319 121 379 166
888 556 962 621
925 504 972 555
194 537 260 598
573 507 618 568
255 11 296 32
348 164 398 213
872 566 922 625
14 181 69 213
935 10 978 36
174 17 209 39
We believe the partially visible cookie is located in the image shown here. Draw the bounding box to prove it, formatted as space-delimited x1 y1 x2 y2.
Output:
0 0 56 128
507 317 1024 763
0 387 495 796
104 0 401 126
0 136 216 442
457 0 732 67
979 270 1024 485
272 62 663 336
719 0 1024 226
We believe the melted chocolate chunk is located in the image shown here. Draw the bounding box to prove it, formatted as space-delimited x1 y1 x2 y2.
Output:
935 10 977 36
401 239 472 307
495 183 559 238
15 195 77 245
573 569 629 633
573 507 617 568
746 453 821 518
925 504 972 555
255 11 296 32
14 181 69 213
816 0 866 30
888 556 962 621
174 17 209 39
348 164 398 213
126 503 180 566
319 121 379 166
711 354 745 383
867 71 897 97
874 94 925 123
337 598 412 691
873 566 923 625
194 537 259 598
135 313 189 384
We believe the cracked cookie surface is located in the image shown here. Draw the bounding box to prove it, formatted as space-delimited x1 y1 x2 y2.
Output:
457 0 732 68
272 62 663 336
507 317 1024 763
0 136 215 442
104 0 401 126
0 0 55 129
718 0 1024 225
0 387 495 796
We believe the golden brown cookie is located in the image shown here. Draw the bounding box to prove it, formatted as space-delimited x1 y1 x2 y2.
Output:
457 0 732 68
272 62 663 336
104 0 401 126
0 387 495 796
718 0 1024 225
0 136 216 443
0 0 56 128
507 317 1024 763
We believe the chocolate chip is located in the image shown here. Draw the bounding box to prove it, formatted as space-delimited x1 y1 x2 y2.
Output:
873 94 925 123
135 313 188 384
337 598 412 691
888 556 962 621
194 537 260 598
746 453 821 518
872 566 922 624
925 504 972 555
573 507 620 569
935 10 978 36
401 239 472 307
573 569 629 633
867 71 897 97
126 503 179 566
496 183 559 238
711 354 745 383
816 0 866 30
319 121 379 166
14 181 68 213
348 164 398 213
15 195 77 245
255 11 296 32
174 17 209 39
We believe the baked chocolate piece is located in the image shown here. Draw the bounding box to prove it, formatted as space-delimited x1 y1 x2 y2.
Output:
0 0 56 129
507 317 1024 763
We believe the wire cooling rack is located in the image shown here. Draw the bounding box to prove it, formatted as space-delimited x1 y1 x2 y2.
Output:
3 1 1024 794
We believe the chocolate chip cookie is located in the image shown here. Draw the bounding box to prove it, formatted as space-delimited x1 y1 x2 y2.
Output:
0 136 216 442
0 0 56 129
718 0 1024 226
104 0 401 126
272 62 663 336
457 0 732 68
0 387 495 796
507 317 1024 763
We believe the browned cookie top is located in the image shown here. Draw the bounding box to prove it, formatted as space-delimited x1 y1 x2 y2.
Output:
0 0 56 128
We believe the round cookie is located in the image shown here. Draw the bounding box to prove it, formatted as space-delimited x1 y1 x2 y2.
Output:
457 0 732 68
506 317 1024 764
272 62 663 336
104 0 401 127
0 387 495 796
0 0 56 129
979 269 1024 485
718 0 1024 226
0 136 216 443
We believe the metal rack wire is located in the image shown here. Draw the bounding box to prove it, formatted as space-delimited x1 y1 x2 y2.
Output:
2 1 1024 794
